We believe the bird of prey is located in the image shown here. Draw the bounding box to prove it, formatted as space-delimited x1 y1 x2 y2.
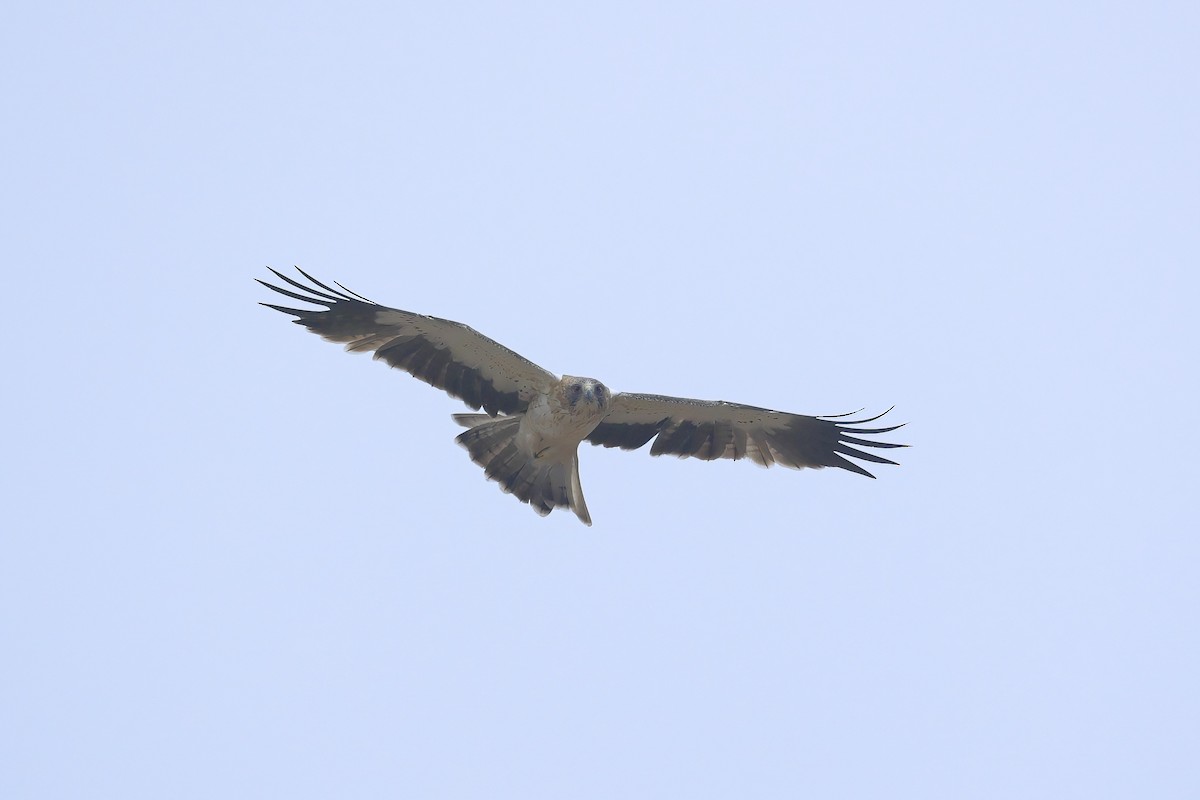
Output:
258 268 906 525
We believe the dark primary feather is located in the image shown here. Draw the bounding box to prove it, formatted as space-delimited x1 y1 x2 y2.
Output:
587 394 906 478
258 267 555 416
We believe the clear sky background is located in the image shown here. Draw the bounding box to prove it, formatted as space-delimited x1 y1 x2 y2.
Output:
3 2 1196 798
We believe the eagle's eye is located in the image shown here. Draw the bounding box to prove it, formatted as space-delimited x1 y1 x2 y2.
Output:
568 383 583 402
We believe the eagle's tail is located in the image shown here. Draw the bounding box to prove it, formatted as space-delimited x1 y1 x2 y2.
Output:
452 415 592 526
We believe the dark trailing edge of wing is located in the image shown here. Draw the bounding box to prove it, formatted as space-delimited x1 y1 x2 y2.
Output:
257 267 527 416
586 407 907 479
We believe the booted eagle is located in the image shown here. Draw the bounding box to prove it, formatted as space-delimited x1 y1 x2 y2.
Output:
259 268 906 525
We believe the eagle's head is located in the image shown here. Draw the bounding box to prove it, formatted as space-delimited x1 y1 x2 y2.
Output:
561 375 610 414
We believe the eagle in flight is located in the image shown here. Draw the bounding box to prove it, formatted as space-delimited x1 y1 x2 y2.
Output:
259 268 906 525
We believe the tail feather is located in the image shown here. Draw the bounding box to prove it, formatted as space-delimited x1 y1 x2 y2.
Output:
454 415 592 525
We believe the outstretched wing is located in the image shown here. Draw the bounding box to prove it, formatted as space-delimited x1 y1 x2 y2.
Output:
258 268 557 415
586 393 906 478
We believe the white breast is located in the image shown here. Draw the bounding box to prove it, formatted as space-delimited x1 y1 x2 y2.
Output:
517 392 606 460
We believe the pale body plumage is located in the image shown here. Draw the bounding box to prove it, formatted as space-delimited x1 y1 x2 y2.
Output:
259 269 906 525
518 377 610 459
452 376 610 524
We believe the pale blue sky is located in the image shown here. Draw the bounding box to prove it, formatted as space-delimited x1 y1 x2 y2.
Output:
2 2 1197 798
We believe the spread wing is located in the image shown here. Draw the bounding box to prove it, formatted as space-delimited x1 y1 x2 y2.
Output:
587 393 906 478
258 267 557 415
